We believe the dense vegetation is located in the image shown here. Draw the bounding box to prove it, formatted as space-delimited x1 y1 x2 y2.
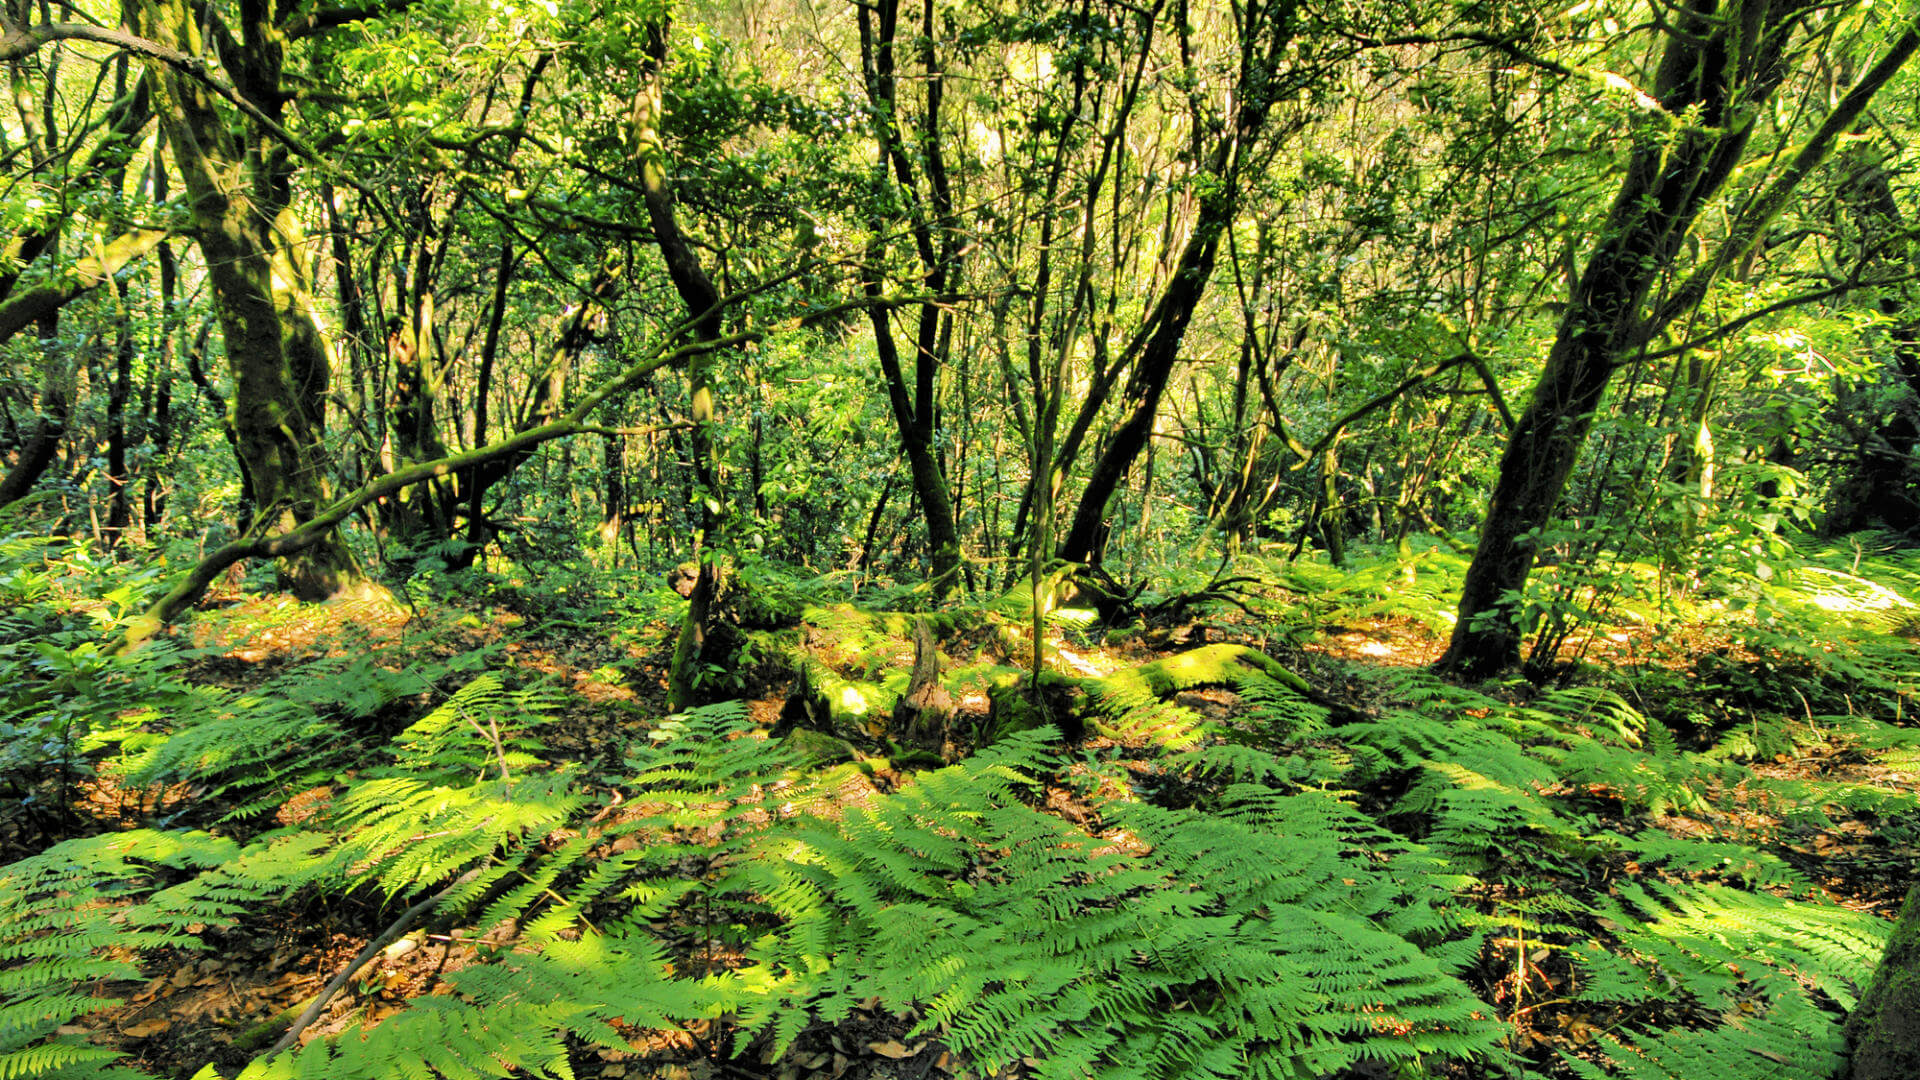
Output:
4 0 1920 1076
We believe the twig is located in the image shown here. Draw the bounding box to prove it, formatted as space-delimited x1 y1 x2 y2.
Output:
262 868 482 1061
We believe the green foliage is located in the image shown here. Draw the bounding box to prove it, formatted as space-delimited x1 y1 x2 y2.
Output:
752 730 1507 1079
5 530 1918 1080
1554 879 1879 1080
0 831 237 1079
0 539 197 832
1233 542 1470 636
1085 644 1329 747
1329 642 1898 1080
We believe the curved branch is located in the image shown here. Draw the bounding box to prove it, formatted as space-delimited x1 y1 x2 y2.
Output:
0 17 397 222
116 331 751 652
1296 352 1479 467
0 226 170 344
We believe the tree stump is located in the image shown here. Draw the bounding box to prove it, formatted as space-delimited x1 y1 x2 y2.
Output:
892 617 953 756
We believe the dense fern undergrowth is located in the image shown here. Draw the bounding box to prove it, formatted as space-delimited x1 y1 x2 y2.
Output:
2 533 1917 1080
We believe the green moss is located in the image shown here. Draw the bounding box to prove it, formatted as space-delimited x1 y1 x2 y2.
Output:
1846 885 1920 1080
1139 644 1313 696
983 672 1088 745
785 728 857 767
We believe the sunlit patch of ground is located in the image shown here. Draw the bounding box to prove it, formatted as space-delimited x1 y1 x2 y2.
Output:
1303 616 1446 666
186 594 419 661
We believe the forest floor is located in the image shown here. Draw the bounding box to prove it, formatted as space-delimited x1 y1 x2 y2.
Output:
7 540 1919 1080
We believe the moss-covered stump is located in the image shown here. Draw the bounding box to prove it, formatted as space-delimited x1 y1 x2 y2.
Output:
1844 884 1920 1080
778 658 903 740
667 557 809 702
772 605 988 750
984 671 1091 745
892 617 953 755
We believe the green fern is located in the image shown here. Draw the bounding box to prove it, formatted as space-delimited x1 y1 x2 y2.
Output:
0 831 237 1080
1085 645 1328 747
748 730 1507 1079
1561 878 1883 1080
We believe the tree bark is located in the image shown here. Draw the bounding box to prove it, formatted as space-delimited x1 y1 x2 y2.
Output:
1826 137 1920 534
632 18 734 709
0 228 168 345
1055 0 1302 568
0 338 77 510
856 0 964 598
105 277 136 547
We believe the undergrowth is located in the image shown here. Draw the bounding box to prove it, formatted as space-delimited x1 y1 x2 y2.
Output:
0 533 1915 1079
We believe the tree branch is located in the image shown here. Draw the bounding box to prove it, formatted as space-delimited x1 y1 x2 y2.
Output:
281 0 419 40
1296 353 1479 466
116 330 751 652
0 16 398 223
0 226 170 344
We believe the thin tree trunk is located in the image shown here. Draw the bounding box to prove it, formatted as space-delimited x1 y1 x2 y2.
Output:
104 277 135 548
0 321 75 509
855 0 964 598
1056 0 1302 567
632 18 733 709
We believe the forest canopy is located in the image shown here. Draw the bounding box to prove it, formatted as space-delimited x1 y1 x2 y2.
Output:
4 0 1920 1076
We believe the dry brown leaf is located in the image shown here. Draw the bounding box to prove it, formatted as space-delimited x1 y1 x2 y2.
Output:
867 1039 914 1059
122 1019 170 1038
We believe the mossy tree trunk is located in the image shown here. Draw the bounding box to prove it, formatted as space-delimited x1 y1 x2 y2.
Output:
632 17 734 710
127 0 369 599
1843 885 1920 1080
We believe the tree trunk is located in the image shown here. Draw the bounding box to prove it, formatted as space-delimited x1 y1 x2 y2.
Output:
1843 885 1920 1080
1055 0 1302 567
1056 186 1234 565
1436 0 1883 677
856 0 964 598
104 277 135 548
632 18 734 709
129 0 368 599
1826 142 1920 535
0 325 74 510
